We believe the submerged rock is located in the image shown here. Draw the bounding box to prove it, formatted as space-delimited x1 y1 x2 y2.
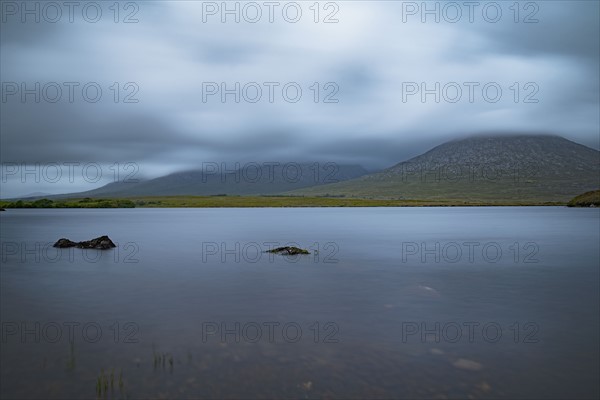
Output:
53 235 116 250
266 246 310 255
453 358 483 371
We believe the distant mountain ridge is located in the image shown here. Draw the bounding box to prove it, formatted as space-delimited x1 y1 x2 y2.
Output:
50 163 369 198
13 134 600 203
290 134 600 203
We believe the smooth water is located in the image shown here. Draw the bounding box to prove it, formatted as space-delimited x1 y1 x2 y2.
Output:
1 207 599 399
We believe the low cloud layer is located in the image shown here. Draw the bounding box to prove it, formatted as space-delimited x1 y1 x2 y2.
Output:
1 1 598 197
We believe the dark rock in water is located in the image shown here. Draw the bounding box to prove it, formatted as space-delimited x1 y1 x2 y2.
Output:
0 208 5 211
77 235 117 250
53 235 116 250
53 238 78 248
266 246 310 255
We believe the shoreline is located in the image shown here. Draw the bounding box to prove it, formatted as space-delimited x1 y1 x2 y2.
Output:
0 196 568 208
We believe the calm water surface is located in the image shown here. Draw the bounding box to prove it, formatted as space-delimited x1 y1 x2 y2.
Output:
1 207 599 399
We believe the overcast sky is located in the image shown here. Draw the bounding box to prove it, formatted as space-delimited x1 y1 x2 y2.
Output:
1 0 599 197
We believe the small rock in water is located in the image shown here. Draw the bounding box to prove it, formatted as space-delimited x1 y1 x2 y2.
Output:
53 235 116 250
77 235 116 249
430 348 444 355
265 246 310 255
453 358 483 371
477 381 491 392
53 238 78 248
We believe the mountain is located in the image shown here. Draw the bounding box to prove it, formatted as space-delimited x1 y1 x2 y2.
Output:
289 135 600 203
55 163 369 198
9 191 53 199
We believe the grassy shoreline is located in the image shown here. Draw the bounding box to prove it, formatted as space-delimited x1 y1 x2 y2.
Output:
0 196 566 209
567 190 600 207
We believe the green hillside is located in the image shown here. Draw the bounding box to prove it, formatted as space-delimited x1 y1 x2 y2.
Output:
289 135 600 203
567 190 600 207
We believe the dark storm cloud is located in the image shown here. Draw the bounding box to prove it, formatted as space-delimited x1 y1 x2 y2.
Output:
0 100 301 165
477 1 600 62
302 135 446 171
0 103 181 163
473 1 600 114
0 0 598 197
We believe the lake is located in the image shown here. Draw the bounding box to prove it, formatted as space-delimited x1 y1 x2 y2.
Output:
1 207 598 399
